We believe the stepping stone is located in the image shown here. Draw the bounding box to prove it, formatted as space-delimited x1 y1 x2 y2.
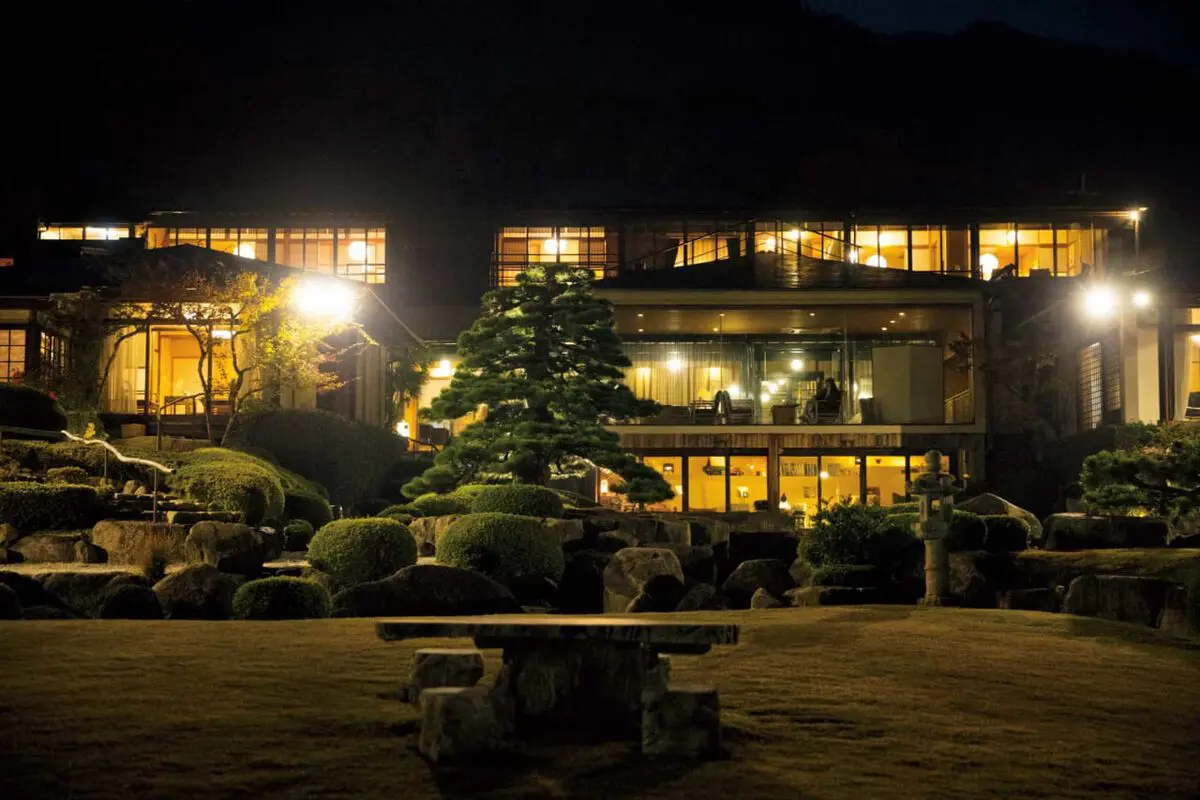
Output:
418 686 514 763
642 686 722 759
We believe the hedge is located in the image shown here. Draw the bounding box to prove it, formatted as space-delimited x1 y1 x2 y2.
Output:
378 503 422 520
0 482 100 531
885 502 920 516
168 449 285 525
947 510 987 551
800 503 919 575
46 466 91 484
232 577 332 620
307 517 418 588
438 512 566 592
410 492 472 517
469 485 564 519
0 385 67 435
284 489 334 529
449 484 490 503
224 409 408 507
283 519 316 551
810 563 881 588
982 515 1031 552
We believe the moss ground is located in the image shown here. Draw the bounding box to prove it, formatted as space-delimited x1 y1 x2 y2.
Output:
2 607 1198 799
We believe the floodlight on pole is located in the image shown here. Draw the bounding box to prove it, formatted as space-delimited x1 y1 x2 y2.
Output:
1082 285 1118 319
292 276 359 322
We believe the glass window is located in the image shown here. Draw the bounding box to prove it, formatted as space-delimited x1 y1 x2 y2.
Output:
852 225 907 270
1079 342 1103 430
623 341 755 410
83 225 129 240
275 228 335 272
336 227 386 284
37 226 83 240
1057 223 1095 277
866 455 907 507
729 456 768 512
0 328 27 382
687 455 727 512
944 227 972 275
977 224 1015 280
493 225 609 286
210 228 269 260
821 455 861 505
643 456 683 512
911 226 943 272
780 456 820 527
1015 225 1054 277
39 330 67 377
146 227 173 248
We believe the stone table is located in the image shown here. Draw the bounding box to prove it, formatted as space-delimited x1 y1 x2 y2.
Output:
377 615 739 738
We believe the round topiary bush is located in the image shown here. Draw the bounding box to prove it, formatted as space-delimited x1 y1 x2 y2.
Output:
947 510 987 551
0 384 67 435
307 518 418 588
800 503 920 582
284 490 333 529
449 484 490 504
0 482 100 531
283 519 316 551
169 451 285 525
378 503 422 521
46 465 91 484
810 563 881 588
411 492 472 517
232 576 332 620
982 515 1031 552
437 512 566 592
469 485 564 519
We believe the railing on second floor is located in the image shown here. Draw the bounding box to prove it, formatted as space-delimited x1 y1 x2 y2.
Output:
944 390 974 424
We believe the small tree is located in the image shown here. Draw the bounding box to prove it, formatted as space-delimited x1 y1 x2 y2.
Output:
406 264 671 499
1081 422 1196 533
611 462 676 510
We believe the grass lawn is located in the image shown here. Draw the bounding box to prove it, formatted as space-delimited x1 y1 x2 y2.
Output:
2 608 1198 799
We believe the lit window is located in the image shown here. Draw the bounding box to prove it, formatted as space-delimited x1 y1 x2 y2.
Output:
336 227 386 284
0 329 27 382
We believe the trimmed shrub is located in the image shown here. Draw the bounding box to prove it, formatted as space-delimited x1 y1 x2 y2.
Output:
469 485 564 519
0 481 99 531
800 503 920 581
284 489 334 529
450 484 491 503
947 510 987 551
307 517 418 588
982 515 1031 552
224 409 409 507
168 450 285 525
438 512 566 592
885 502 920 516
283 519 316 551
0 385 67 435
232 576 332 620
552 488 599 509
46 466 91 484
378 503 422 520
411 492 472 517
810 563 881 588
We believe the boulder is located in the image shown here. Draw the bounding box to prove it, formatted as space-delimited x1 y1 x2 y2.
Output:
557 550 612 614
10 532 91 563
1062 574 1176 628
948 551 997 608
90 521 189 564
788 559 813 586
1158 584 1194 637
625 573 686 613
785 586 880 606
617 515 691 547
602 547 685 613
21 604 77 620
39 571 149 617
595 529 637 553
544 518 585 547
332 564 522 618
184 522 264 576
257 528 284 562
675 583 728 612
641 687 722 759
676 516 731 548
1042 514 1169 551
0 571 65 609
408 515 461 557
121 480 141 495
721 559 794 609
727 512 795 534
998 587 1062 613
959 492 1043 545
727 532 799 575
0 523 20 548
664 544 716 585
153 564 238 620
0 582 20 619
96 583 163 619
750 587 783 609
418 686 515 763
564 507 623 536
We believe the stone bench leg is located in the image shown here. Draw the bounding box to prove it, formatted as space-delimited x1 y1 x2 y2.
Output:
418 686 514 763
642 685 722 759
402 648 485 705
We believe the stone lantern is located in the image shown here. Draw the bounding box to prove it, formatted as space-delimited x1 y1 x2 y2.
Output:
907 450 962 606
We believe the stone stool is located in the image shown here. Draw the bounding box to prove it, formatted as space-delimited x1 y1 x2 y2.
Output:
402 648 485 705
642 685 722 759
418 686 515 763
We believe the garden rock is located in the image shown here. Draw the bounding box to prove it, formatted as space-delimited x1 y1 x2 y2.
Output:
564 507 623 536
727 532 799 575
602 547 685 613
0 523 20 548
97 583 164 619
948 552 996 607
153 564 237 620
788 559 813 586
185 522 264 576
676 516 731 548
675 583 728 612
1042 514 1168 550
721 558 794 609
1168 531 1200 549
625 573 686 613
642 687 722 759
21 604 77 619
959 492 1043 544
1158 584 1192 637
785 586 880 606
405 648 485 705
665 544 716 585
418 686 515 763
1061 574 1175 628
10 532 91 563
38 571 149 617
557 550 611 613
596 529 637 553
409 515 461 556
0 582 20 619
544 517 585 547
0 571 64 609
257 528 284 562
90 521 189 564
998 587 1062 612
750 587 783 609
331 564 521 618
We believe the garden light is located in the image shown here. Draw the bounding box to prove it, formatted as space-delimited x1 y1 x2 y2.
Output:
292 276 358 321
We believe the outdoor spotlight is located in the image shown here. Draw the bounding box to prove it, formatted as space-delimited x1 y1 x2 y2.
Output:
1132 290 1152 308
1082 285 1118 319
292 276 358 321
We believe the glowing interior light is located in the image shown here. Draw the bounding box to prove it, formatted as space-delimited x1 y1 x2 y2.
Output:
1006 229 1018 245
784 228 802 242
1132 290 1152 308
349 240 369 261
761 235 777 252
790 359 803 371
395 420 411 438
979 252 1000 280
727 384 741 398
1191 334 1200 344
665 357 683 373
542 238 564 255
637 328 645 333
600 479 610 494
708 366 721 378
235 242 256 259
431 359 455 378
766 382 778 393
865 254 887 268
898 312 906 317
819 470 830 480
292 277 358 321
636 366 651 375
847 248 860 264
674 485 684 496
1082 285 1118 319
759 392 771 403
1128 208 1142 222
211 329 233 340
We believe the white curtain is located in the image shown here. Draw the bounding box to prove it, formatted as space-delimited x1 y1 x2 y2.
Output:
103 329 146 413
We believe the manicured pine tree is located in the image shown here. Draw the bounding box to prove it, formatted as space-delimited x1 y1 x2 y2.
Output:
404 264 673 502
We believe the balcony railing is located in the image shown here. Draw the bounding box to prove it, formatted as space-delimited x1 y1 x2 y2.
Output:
944 390 974 424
